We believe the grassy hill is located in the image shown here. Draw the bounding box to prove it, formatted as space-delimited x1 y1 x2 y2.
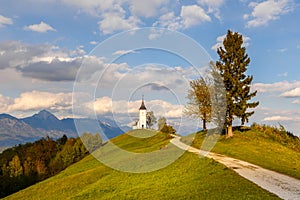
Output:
5 129 279 200
182 124 300 179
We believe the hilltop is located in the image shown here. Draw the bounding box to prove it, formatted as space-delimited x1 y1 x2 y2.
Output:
4 129 279 200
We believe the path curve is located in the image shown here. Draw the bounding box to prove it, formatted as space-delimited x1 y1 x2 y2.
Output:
170 135 300 200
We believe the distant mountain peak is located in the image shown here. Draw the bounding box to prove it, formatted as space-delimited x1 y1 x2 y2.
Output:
34 110 58 120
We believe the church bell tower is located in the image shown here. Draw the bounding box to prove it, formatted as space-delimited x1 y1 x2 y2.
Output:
138 96 147 129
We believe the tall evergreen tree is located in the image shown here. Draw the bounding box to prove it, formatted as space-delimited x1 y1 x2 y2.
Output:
216 30 259 137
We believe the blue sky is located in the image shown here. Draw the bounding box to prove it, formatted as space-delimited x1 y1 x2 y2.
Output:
0 0 299 135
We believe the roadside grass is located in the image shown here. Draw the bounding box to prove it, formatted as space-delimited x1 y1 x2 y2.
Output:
4 129 279 200
182 126 300 179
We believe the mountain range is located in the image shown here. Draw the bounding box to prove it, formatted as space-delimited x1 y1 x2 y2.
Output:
0 110 130 152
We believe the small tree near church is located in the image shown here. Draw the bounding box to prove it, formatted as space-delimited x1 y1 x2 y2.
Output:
216 30 259 137
146 111 156 129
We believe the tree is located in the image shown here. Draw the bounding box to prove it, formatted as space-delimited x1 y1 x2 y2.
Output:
9 155 23 177
161 124 176 135
57 134 68 146
157 117 176 137
216 30 259 137
146 111 157 129
184 77 211 132
157 117 167 131
208 61 227 130
81 132 102 152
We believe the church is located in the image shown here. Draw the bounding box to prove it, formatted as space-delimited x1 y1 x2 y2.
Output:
132 97 147 129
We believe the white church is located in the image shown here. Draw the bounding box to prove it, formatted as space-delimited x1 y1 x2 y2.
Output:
132 97 147 129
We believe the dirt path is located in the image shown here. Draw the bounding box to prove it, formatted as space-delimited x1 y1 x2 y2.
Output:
170 136 300 200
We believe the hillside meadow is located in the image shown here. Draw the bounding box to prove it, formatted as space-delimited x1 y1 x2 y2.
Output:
5 129 279 199
182 124 300 179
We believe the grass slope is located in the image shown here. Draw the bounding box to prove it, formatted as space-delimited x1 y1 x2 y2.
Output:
5 130 278 200
182 127 300 179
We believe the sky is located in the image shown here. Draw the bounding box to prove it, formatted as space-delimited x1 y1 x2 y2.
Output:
0 0 299 135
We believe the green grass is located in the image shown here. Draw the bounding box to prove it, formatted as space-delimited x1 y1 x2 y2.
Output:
110 129 170 152
5 129 279 200
182 127 300 179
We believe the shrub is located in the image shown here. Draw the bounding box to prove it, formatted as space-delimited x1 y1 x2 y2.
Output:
251 123 300 152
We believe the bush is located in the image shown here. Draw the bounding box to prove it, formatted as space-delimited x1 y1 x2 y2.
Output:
160 124 176 139
251 123 300 152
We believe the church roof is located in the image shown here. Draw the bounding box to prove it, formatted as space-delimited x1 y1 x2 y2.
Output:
139 99 147 110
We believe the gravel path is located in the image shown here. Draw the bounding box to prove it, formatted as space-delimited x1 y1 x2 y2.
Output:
170 136 300 200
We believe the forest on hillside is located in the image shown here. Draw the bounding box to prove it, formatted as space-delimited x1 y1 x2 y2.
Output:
0 133 102 198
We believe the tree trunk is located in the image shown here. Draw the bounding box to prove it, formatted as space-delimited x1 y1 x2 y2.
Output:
227 125 233 138
203 119 207 132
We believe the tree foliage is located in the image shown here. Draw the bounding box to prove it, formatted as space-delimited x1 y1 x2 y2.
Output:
146 111 157 129
0 134 91 198
157 117 176 137
157 117 167 131
208 61 227 130
81 132 102 152
8 155 23 178
160 124 176 135
184 77 211 131
216 30 259 137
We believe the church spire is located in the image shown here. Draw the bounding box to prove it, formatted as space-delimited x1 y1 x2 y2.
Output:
139 95 146 110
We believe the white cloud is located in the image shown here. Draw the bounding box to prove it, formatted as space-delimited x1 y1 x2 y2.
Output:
211 34 251 51
24 21 56 33
153 5 211 31
89 41 98 45
148 28 168 40
263 115 293 121
246 0 294 28
243 14 249 19
252 81 300 93
278 48 288 52
7 91 72 112
152 12 182 31
0 15 13 28
277 72 288 77
292 99 300 104
92 96 113 115
148 99 184 118
60 1 211 33
59 0 142 34
129 0 170 18
197 0 224 19
113 49 136 56
60 0 117 16
61 0 171 18
197 0 224 7
280 87 300 98
180 5 211 28
70 45 86 56
0 94 12 113
91 96 183 118
99 12 140 34
211 34 226 51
